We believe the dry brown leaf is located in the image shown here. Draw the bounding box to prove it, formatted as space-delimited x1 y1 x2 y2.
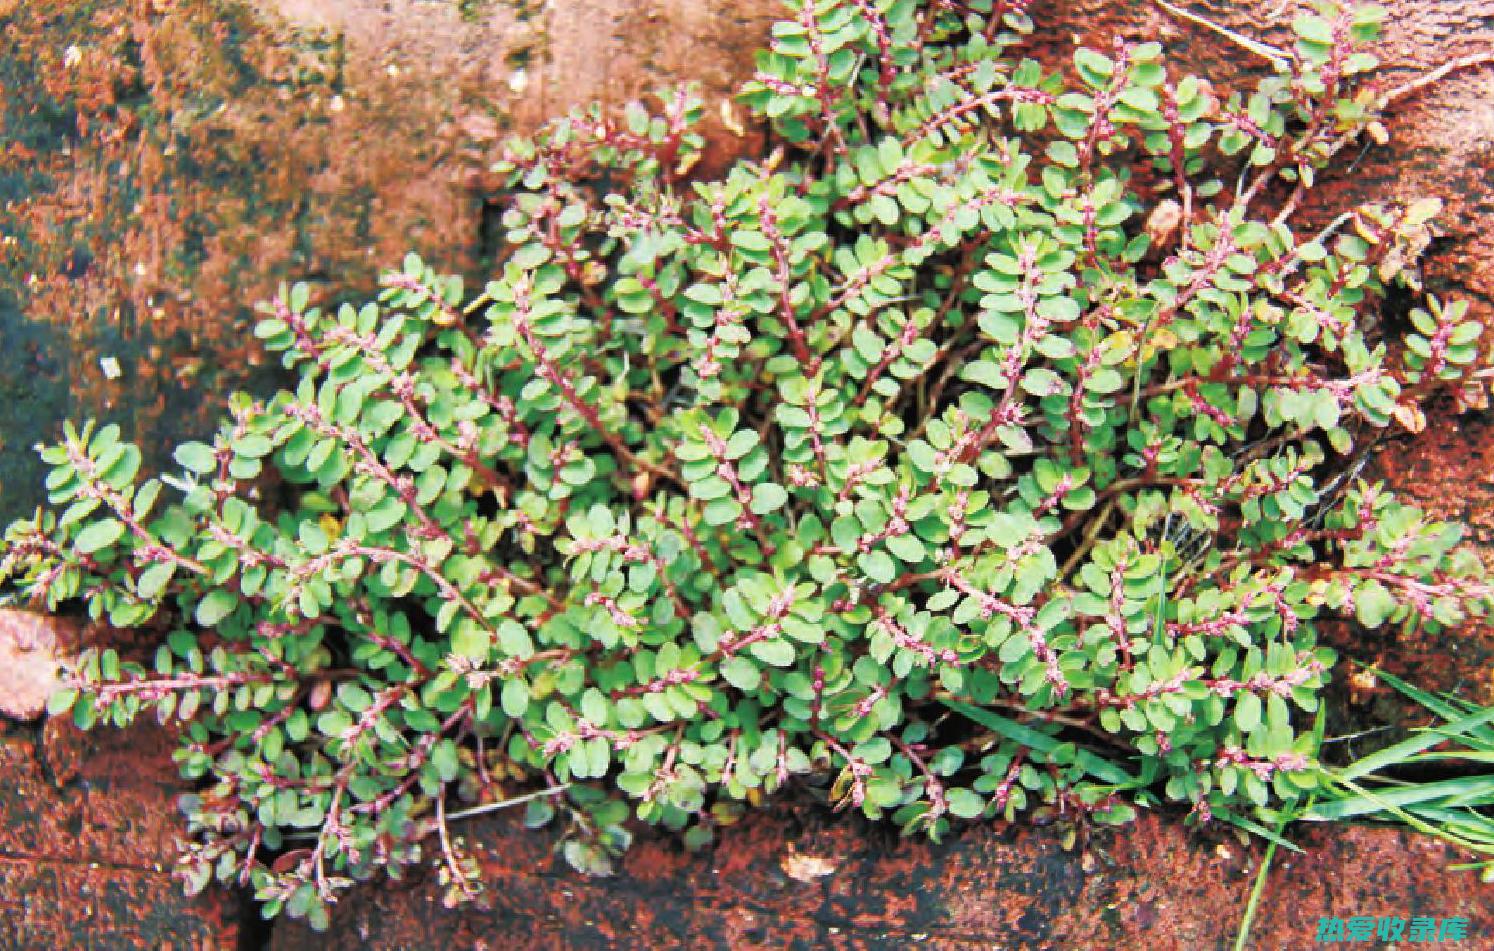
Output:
1392 402 1427 434
0 610 71 720
1144 199 1183 248
780 849 838 883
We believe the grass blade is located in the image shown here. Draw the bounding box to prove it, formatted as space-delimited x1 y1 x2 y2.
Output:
941 699 1138 786
1305 775 1494 820
1338 705 1494 781
1366 669 1494 744
1232 802 1302 951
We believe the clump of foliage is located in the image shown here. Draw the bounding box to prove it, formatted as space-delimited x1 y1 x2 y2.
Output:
4 0 1491 928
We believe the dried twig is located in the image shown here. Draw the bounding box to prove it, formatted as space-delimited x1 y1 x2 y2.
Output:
1153 0 1292 68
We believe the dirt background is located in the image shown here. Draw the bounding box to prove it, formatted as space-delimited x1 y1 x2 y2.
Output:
0 0 1491 947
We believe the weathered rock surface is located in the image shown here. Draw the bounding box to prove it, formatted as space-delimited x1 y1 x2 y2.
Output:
0 0 770 523
0 718 241 948
266 804 1493 949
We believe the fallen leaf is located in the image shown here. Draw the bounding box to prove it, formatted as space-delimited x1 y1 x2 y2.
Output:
1144 199 1182 247
720 98 745 138
781 849 838 883
1392 402 1426 433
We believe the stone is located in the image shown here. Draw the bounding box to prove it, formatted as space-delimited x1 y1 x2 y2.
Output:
0 609 75 720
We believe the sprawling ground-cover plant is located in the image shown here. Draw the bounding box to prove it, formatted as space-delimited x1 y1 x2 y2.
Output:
3 0 1491 926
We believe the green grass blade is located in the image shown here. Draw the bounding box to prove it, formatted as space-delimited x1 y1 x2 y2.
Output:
1233 801 1303 951
1305 775 1494 820
1419 726 1494 754
1367 669 1494 744
1313 778 1494 857
941 699 1138 786
1215 808 1305 853
1400 751 1494 765
1338 705 1494 781
1400 807 1494 844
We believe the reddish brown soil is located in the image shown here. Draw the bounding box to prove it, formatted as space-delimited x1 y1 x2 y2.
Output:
265 803 1493 949
0 717 241 948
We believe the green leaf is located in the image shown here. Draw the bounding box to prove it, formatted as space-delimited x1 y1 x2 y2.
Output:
317 710 352 737
859 550 896 584
233 434 274 459
750 638 796 667
1292 14 1334 44
289 282 310 312
365 498 407 534
725 430 759 460
338 683 373 713
46 688 79 717
195 589 238 627
831 516 862 551
498 620 534 658
431 739 461 782
885 532 925 563
74 518 124 555
946 787 986 819
451 622 491 661
1021 368 1065 396
684 283 722 305
1235 691 1262 733
703 498 743 526
502 678 531 718
751 483 789 515
174 442 217 474
1354 581 1397 628
721 656 761 691
136 562 175 601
